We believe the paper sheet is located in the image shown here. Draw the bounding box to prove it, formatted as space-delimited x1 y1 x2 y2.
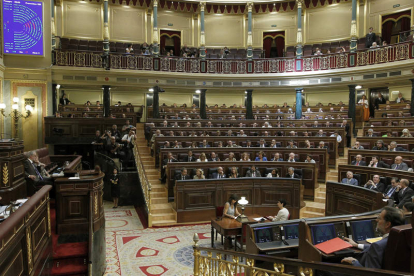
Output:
366 237 383 244
314 237 352 254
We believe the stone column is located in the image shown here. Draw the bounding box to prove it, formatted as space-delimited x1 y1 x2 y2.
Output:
295 88 303 119
350 0 358 53
153 86 160 118
102 0 110 68
152 0 159 56
296 0 303 58
103 86 111 118
199 2 206 59
200 89 207 119
51 0 56 51
348 85 356 137
246 2 253 60
410 79 414 116
246 90 253 119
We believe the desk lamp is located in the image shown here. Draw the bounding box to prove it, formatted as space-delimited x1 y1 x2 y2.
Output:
236 197 249 223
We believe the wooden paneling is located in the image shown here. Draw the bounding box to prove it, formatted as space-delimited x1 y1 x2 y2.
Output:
355 137 414 152
167 161 317 200
175 178 301 223
348 149 414 165
325 182 386 216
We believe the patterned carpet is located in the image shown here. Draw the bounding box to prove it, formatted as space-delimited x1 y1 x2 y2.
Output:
103 202 212 276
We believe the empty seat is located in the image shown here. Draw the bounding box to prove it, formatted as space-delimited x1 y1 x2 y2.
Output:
67 44 78 51
69 39 79 45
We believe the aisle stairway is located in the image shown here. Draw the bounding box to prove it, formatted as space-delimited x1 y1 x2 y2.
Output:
136 123 176 227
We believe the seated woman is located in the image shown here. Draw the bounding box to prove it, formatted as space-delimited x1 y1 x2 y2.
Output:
270 199 289 222
303 140 314 149
266 169 279 178
305 154 316 163
223 195 240 219
401 129 412 138
240 152 251 161
228 167 239 178
196 153 208 162
255 151 268 161
193 168 205 179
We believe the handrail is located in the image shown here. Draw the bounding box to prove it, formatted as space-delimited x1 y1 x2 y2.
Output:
192 234 406 276
132 138 152 227
94 152 119 170
52 41 413 74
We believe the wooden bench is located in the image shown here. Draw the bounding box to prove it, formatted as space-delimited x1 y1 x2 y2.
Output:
354 137 414 152
347 149 414 169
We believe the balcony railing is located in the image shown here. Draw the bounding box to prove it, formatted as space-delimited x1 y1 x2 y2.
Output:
53 42 413 74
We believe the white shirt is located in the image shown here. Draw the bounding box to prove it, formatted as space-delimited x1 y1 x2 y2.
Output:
330 134 342 142
196 159 208 162
272 208 289 221
358 99 368 108
122 134 134 142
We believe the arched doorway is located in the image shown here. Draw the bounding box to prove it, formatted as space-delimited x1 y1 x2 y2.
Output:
381 10 411 44
263 31 285 58
160 30 181 56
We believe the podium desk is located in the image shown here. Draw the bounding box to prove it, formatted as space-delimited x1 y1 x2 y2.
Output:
54 171 105 235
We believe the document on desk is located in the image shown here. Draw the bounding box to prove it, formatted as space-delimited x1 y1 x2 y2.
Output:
366 237 382 244
315 237 352 254
253 217 264 221
68 177 80 179
16 199 28 205
0 206 7 215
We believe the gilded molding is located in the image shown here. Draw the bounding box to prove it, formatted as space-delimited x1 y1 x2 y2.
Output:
247 31 252 46
153 0 157 7
153 27 159 43
297 28 303 44
47 201 51 238
2 163 8 187
200 31 205 46
296 0 304 9
94 193 98 215
350 19 357 38
200 2 205 12
247 2 253 13
26 226 33 274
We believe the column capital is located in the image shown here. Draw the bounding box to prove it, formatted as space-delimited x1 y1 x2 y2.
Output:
247 2 253 13
153 0 158 7
103 0 108 2
295 88 304 92
200 2 206 12
296 0 304 9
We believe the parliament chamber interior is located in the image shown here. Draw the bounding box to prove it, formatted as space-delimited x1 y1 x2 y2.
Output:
1 0 414 275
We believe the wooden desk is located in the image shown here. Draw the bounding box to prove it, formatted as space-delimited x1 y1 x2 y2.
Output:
355 137 414 151
211 215 271 249
175 178 302 223
54 171 105 235
0 185 52 276
365 118 414 126
0 140 26 204
347 149 414 166
325 182 387 216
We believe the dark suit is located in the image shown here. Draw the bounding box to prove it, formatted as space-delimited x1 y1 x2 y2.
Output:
24 159 53 195
200 145 210 148
366 134 377 137
390 147 408 152
161 158 178 183
175 174 191 181
344 124 351 147
182 155 196 162
374 97 386 109
394 187 414 208
383 186 398 198
391 162 409 171
341 178 358 186
351 160 367 166
372 146 387 151
211 172 226 179
59 98 71 105
365 32 377 49
353 236 387 269
364 182 385 193
285 173 300 179
271 158 283 161
245 170 261 177
208 157 220 162
370 161 390 168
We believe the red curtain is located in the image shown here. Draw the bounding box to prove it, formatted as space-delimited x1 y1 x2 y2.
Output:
160 30 181 56
382 10 411 43
263 31 285 58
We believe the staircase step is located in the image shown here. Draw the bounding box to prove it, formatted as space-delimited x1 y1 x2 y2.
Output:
51 258 88 276
152 186 166 192
316 191 326 197
151 197 168 204
302 211 324 218
151 191 167 197
152 213 176 221
151 203 174 214
314 196 325 203
151 220 178 227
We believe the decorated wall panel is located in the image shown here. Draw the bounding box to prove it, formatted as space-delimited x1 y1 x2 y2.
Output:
158 11 194 46
110 7 146 43
305 2 353 43
62 2 102 39
204 15 245 47
252 12 296 47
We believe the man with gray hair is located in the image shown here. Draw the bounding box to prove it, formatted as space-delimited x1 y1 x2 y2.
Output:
285 167 299 179
24 151 53 195
388 141 408 152
366 129 376 137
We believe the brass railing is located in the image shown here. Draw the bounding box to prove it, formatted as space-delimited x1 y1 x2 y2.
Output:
192 234 406 276
52 41 413 74
132 139 152 227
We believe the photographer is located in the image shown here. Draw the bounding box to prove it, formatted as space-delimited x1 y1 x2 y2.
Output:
121 130 136 166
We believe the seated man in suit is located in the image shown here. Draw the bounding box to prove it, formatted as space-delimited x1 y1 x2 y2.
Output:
287 152 297 162
257 139 267 148
372 140 388 151
208 152 220 162
59 94 71 105
383 177 399 199
161 152 178 183
351 154 367 166
366 129 377 137
393 178 414 208
245 165 261 177
391 156 409 171
341 171 358 186
200 139 210 148
175 168 191 182
368 156 389 168
364 175 384 192
211 167 226 179
24 151 54 194
271 153 283 162
183 150 196 162
341 206 404 269
316 141 328 149
316 129 326 137
285 167 299 179
388 141 408 152
150 129 164 156
237 130 247 137
226 140 239 148
286 140 297 149
352 141 364 150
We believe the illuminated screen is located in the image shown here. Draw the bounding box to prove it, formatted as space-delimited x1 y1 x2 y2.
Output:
351 220 375 242
284 224 299 240
2 0 44 56
254 227 273 243
311 223 336 245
